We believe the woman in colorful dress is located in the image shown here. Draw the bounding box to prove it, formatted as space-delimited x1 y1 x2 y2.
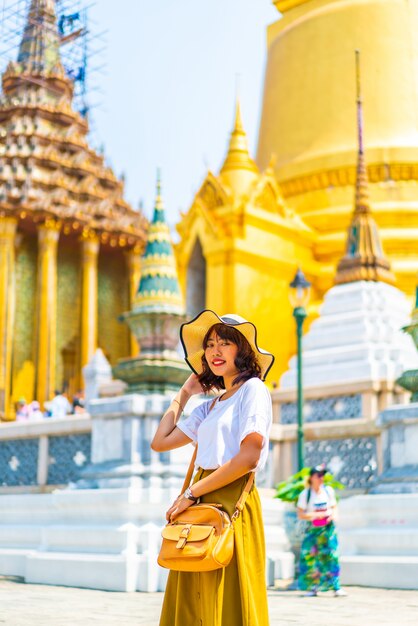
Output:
151 309 274 626
297 464 347 597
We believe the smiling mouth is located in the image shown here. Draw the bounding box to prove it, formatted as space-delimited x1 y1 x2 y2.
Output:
212 359 226 367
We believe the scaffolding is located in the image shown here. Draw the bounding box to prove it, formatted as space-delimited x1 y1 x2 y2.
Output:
0 0 106 118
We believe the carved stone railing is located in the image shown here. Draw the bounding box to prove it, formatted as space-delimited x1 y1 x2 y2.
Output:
0 415 91 493
270 381 409 491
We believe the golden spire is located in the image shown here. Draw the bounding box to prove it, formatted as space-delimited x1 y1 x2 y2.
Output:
335 51 395 286
16 0 62 75
220 98 258 175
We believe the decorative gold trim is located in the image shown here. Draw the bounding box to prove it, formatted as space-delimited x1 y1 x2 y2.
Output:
279 162 418 198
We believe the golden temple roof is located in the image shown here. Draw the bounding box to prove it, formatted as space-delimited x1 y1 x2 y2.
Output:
176 100 307 245
0 0 146 247
335 52 395 287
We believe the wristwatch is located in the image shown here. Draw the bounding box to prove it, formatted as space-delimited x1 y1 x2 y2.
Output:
184 487 199 503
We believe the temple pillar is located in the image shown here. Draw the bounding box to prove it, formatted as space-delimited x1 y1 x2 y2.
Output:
35 220 60 406
80 234 99 370
126 245 142 356
0 217 18 418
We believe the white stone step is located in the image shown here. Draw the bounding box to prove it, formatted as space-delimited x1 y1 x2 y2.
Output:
0 523 161 555
0 549 167 592
341 555 418 590
340 527 418 557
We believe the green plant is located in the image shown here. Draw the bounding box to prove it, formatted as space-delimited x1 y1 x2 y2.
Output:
275 467 345 504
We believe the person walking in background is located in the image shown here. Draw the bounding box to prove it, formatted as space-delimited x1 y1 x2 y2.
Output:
297 464 347 597
151 310 274 626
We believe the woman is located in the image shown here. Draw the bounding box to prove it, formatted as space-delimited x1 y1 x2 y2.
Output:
151 309 274 626
297 464 347 597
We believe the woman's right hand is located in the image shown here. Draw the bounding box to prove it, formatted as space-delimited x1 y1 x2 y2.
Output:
182 374 204 397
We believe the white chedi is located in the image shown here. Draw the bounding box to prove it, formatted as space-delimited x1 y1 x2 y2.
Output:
280 281 417 388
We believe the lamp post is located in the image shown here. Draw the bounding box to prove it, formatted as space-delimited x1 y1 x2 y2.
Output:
289 268 311 471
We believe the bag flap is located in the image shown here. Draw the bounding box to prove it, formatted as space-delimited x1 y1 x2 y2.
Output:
162 523 214 542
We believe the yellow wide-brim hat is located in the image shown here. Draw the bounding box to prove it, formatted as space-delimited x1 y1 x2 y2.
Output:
180 309 275 381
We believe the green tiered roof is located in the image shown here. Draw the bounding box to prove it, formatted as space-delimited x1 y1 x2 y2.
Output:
135 173 185 314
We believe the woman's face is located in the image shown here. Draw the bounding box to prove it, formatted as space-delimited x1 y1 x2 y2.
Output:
310 473 324 490
204 331 239 379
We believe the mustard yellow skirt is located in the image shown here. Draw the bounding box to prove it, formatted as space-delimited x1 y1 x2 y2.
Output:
159 469 270 626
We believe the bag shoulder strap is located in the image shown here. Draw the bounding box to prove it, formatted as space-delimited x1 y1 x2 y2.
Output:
180 394 255 520
180 396 218 494
181 445 198 495
231 472 254 521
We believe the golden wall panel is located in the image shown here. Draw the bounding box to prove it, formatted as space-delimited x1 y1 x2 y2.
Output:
12 234 37 403
56 238 81 393
98 249 130 365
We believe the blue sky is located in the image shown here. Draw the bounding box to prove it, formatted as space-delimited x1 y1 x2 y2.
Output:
88 0 278 227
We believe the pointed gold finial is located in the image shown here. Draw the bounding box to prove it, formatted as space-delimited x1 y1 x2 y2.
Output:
335 51 395 286
220 97 258 175
154 168 164 214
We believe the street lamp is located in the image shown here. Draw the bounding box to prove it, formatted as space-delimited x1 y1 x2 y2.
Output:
289 268 311 471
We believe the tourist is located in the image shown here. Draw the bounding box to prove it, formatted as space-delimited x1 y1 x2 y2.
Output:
44 390 72 419
72 390 86 414
27 401 44 420
151 310 274 626
297 464 347 597
15 397 29 421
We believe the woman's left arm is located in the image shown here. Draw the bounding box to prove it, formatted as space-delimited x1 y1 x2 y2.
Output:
166 433 262 521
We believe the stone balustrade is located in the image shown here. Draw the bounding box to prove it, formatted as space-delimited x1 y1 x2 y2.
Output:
270 381 409 491
0 415 92 493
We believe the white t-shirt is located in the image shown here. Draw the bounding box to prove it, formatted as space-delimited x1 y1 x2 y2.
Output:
177 377 272 472
297 486 336 513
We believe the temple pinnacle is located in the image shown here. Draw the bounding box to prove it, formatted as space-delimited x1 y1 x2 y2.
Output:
335 51 395 286
220 97 258 174
16 0 62 75
134 171 184 313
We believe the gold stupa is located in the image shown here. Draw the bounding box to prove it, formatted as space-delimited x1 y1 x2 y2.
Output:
258 0 418 295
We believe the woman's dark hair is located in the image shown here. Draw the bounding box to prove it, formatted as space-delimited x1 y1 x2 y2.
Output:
198 323 261 392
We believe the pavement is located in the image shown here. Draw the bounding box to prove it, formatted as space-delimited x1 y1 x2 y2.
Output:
0 577 418 626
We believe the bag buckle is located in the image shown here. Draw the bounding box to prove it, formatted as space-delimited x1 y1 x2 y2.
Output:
176 524 192 549
231 508 240 522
